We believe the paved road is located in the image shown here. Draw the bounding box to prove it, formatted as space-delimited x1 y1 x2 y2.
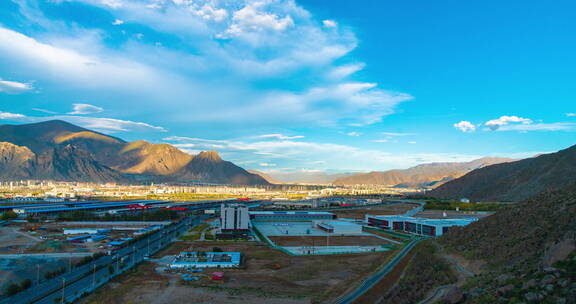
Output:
1 215 204 304
418 285 451 304
0 253 93 259
418 252 476 304
334 238 424 304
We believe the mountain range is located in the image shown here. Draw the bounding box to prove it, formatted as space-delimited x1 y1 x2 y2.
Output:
429 144 576 201
0 120 268 185
332 157 514 188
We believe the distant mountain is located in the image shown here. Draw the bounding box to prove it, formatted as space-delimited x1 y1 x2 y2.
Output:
248 170 282 184
333 157 513 188
429 144 576 201
264 171 354 185
0 120 268 185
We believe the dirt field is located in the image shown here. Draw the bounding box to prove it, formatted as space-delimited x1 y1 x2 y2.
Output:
0 226 41 253
333 203 418 219
268 235 390 247
81 240 393 304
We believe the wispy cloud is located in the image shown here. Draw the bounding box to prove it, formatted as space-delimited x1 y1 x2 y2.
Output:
162 135 527 172
256 134 304 140
566 113 576 117
381 132 416 137
68 103 103 115
0 112 166 133
497 122 576 132
0 112 26 119
0 79 33 94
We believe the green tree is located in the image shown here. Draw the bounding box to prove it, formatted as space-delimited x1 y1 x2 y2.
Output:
20 279 32 290
4 283 21 296
0 210 17 220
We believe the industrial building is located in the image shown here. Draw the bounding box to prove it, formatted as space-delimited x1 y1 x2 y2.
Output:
249 211 337 222
63 228 111 235
313 220 363 234
365 215 478 237
169 252 241 269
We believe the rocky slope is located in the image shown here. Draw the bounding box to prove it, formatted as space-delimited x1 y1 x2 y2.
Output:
333 157 513 188
436 183 576 303
429 144 576 201
0 120 268 185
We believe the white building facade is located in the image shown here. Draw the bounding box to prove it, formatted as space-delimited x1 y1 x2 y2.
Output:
220 204 250 232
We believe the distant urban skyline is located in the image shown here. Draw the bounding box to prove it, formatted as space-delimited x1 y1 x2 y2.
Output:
0 0 574 173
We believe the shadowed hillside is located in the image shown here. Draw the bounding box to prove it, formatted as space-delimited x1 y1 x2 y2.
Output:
430 144 576 201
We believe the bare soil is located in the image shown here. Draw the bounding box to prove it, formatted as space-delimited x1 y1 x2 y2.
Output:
268 235 391 247
80 240 393 304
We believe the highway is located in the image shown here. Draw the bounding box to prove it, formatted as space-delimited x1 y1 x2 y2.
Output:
334 238 424 304
1 215 204 304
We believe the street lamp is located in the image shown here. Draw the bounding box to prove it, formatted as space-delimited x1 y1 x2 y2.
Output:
36 265 40 285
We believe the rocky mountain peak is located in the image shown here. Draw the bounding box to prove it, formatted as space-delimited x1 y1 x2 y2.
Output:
195 150 222 162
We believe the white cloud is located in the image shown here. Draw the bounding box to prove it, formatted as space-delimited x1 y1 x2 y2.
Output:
346 132 361 136
454 120 476 133
485 115 532 130
68 103 103 115
407 141 417 144
220 2 294 39
323 20 337 28
0 79 33 94
102 0 123 9
192 4 228 22
112 19 124 25
0 112 26 119
0 0 411 130
259 162 276 167
566 113 576 117
371 139 388 143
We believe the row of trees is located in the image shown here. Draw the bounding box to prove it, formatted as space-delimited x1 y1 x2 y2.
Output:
4 279 31 296
56 209 181 222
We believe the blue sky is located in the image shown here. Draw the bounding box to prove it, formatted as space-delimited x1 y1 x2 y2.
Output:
0 0 574 173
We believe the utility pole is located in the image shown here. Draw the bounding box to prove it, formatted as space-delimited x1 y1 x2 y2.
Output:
92 264 96 288
61 277 66 304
